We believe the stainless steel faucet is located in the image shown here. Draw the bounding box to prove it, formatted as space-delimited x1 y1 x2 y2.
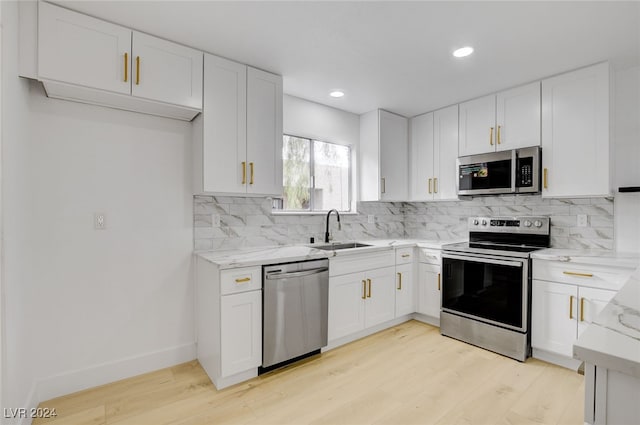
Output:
324 209 341 243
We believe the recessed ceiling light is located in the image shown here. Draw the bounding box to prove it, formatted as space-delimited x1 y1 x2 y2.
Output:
330 90 345 98
453 46 474 58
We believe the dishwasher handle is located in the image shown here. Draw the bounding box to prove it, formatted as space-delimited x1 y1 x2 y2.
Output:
265 267 329 280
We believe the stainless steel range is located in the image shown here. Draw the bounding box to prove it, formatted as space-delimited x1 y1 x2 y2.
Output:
441 216 550 361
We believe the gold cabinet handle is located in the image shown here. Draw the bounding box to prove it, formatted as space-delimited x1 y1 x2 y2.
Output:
235 277 251 284
489 127 494 146
362 280 366 300
249 162 254 185
367 279 372 298
428 178 432 194
241 162 246 185
580 297 585 322
381 178 386 194
124 52 128 82
569 295 575 319
434 177 438 194
543 168 548 189
397 272 402 290
135 56 140 85
437 273 441 291
401 254 410 258
497 125 501 144
563 271 593 278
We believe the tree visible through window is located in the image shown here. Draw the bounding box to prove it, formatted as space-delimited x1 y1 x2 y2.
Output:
277 135 351 212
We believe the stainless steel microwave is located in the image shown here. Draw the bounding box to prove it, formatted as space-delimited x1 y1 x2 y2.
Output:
457 146 541 196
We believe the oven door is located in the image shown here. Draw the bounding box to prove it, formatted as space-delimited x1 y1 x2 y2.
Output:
441 252 529 332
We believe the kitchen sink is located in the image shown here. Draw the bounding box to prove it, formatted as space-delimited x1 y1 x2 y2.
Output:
314 242 372 251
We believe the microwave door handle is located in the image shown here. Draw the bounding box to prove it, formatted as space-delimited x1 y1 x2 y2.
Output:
511 149 517 193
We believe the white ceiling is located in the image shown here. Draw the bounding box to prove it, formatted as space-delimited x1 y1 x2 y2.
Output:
55 1 640 117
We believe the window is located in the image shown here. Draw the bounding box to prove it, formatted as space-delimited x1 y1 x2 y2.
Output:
275 135 352 212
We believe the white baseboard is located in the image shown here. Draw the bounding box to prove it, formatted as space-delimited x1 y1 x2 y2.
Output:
412 313 440 327
7 384 38 425
532 348 582 371
323 315 413 351
36 343 196 403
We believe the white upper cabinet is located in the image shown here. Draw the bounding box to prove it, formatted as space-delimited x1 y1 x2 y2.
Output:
410 105 458 201
496 82 541 151
194 54 283 196
360 110 408 201
458 94 496 156
541 62 610 197
38 2 131 94
459 82 541 156
130 32 203 109
247 68 284 196
36 2 203 120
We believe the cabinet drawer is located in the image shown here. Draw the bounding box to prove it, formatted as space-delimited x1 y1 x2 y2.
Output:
533 259 632 291
220 266 262 295
330 250 395 277
396 248 415 265
418 249 442 265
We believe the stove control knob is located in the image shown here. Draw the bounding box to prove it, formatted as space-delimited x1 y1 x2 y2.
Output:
481 219 487 226
473 219 479 225
524 220 532 227
534 220 543 228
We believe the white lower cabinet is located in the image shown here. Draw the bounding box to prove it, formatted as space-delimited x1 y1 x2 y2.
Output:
196 259 262 389
531 259 633 368
417 263 441 319
220 290 262 377
395 263 415 317
328 266 396 341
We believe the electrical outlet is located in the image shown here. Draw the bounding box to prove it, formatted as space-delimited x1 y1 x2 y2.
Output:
212 214 221 227
94 213 106 230
367 215 375 224
577 214 588 227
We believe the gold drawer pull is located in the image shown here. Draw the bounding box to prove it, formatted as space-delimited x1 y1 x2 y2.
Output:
580 297 585 322
135 56 140 85
437 273 441 291
397 272 402 290
235 277 251 284
367 279 372 298
362 280 367 300
563 271 593 278
543 168 548 189
401 254 411 258
569 295 574 319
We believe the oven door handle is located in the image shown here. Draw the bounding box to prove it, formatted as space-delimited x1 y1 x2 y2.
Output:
442 253 524 268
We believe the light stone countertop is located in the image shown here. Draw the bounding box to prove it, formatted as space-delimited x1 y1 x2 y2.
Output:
574 266 640 378
531 248 640 269
196 238 467 269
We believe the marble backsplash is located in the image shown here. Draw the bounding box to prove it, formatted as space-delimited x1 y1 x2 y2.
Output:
194 195 614 251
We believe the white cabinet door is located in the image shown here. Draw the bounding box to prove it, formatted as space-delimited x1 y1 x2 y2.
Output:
131 32 203 109
379 110 408 200
496 82 541 151
38 2 131 94
202 54 247 193
433 105 459 200
458 94 496 156
247 67 283 196
410 112 435 201
532 280 577 357
542 62 610 197
417 263 441 318
328 273 366 341
220 290 262 377
395 264 415 317
577 286 616 336
364 267 396 328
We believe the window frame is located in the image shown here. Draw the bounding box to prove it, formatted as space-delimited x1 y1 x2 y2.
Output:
277 134 353 214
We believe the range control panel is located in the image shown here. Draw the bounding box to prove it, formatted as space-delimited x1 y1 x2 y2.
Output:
468 216 550 234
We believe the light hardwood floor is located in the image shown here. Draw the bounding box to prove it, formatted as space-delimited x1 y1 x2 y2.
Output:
34 321 584 425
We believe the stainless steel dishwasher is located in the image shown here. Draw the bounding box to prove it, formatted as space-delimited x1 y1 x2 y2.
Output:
262 259 329 370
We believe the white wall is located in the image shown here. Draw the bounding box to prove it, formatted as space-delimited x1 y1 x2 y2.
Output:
283 94 359 146
2 2 194 419
613 65 640 253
